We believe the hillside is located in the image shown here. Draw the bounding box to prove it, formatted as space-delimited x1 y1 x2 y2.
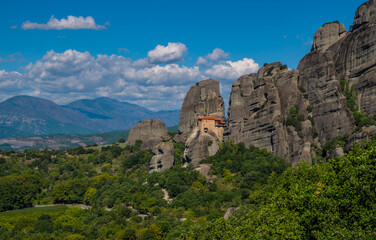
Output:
0 126 178 151
0 96 180 138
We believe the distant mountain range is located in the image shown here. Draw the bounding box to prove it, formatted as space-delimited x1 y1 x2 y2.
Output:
0 96 180 138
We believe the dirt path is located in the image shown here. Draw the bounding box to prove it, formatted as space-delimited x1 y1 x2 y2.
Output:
162 188 172 203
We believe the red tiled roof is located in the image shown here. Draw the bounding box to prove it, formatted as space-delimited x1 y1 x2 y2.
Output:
199 116 225 124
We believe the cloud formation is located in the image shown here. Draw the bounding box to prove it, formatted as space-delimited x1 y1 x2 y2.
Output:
206 48 230 61
147 42 187 64
21 15 106 30
205 58 259 80
195 56 209 67
0 44 259 110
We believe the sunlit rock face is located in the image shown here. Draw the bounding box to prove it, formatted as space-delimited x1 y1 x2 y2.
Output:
126 118 169 149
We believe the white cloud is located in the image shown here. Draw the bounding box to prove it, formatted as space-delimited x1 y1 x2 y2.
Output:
0 70 22 91
147 42 187 64
205 58 259 80
195 56 209 67
206 48 230 61
0 47 260 111
21 15 106 30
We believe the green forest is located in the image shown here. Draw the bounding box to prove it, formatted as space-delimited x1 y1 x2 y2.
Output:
0 136 376 239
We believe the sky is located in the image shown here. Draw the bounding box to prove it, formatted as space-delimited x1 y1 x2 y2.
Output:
0 0 366 111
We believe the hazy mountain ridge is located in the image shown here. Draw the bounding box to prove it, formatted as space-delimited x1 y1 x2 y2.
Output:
0 96 180 138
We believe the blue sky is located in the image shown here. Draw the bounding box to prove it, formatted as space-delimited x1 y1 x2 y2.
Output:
0 0 366 110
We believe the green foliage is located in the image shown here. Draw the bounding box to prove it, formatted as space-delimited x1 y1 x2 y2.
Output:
2 133 376 239
266 66 274 76
279 64 288 70
284 105 305 138
52 179 89 204
0 174 40 211
118 137 126 143
207 140 213 146
322 134 349 156
34 214 53 233
307 104 313 112
203 141 290 190
340 79 376 131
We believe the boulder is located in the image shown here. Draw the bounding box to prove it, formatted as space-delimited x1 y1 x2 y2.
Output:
126 118 169 149
330 147 345 159
149 142 175 173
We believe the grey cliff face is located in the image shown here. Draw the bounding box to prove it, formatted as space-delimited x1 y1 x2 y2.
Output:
126 118 169 149
149 142 175 173
183 127 220 167
351 0 376 31
225 63 312 165
225 0 376 164
178 79 225 141
177 79 225 167
311 22 347 52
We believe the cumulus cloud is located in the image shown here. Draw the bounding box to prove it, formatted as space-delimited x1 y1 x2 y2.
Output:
195 56 209 67
0 46 260 110
206 48 230 61
205 58 259 80
147 42 187 64
21 15 106 30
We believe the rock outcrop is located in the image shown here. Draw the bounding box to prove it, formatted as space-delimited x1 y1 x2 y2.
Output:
149 142 175 173
126 118 169 149
225 0 376 164
224 63 312 165
311 21 347 52
177 79 225 141
178 79 225 167
182 126 220 167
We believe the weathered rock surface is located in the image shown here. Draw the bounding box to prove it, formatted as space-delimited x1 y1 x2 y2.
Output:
225 0 376 163
330 147 345 159
149 142 175 173
177 79 225 141
312 21 347 52
182 126 220 167
176 79 226 167
351 0 376 31
345 126 376 151
224 207 239 220
126 118 169 149
225 62 312 165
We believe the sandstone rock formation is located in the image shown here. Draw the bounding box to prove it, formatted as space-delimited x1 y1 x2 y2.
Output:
149 142 175 173
178 79 226 168
311 21 347 52
177 79 225 141
224 63 312 165
345 126 376 152
126 118 169 149
225 0 376 164
182 126 220 167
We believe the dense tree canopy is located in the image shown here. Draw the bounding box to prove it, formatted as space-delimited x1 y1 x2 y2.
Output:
0 138 376 239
